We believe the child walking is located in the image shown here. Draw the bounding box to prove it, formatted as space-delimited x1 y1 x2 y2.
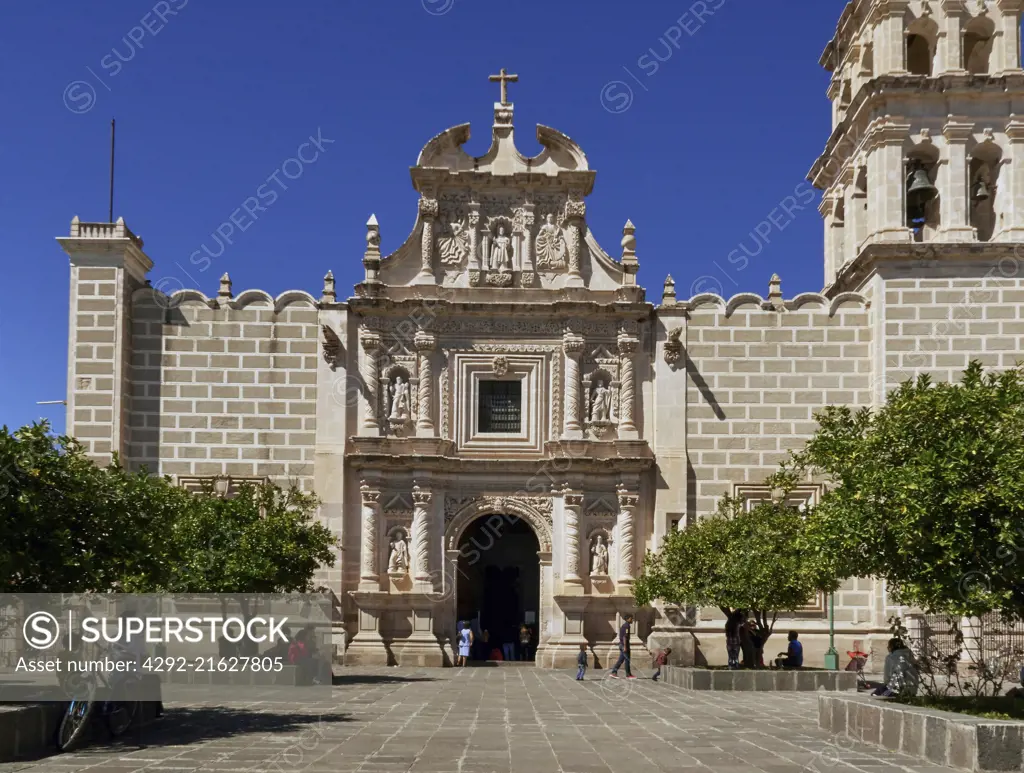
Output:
576 644 588 680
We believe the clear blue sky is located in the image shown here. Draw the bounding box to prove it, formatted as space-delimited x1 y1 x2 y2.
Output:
0 0 842 434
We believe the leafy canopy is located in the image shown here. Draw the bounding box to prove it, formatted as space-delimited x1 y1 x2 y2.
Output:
0 422 336 594
778 361 1024 618
634 494 837 639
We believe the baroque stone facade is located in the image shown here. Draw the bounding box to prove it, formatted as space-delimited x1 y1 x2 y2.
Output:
58 8 1024 666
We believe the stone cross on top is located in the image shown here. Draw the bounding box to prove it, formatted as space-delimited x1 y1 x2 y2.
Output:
489 68 518 105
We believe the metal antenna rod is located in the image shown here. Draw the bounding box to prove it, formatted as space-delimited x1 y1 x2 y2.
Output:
109 118 116 223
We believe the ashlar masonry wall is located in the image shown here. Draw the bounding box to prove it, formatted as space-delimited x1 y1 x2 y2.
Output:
127 289 321 491
662 291 876 663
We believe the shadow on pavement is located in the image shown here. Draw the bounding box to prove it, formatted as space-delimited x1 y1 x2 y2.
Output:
331 673 438 685
85 707 352 752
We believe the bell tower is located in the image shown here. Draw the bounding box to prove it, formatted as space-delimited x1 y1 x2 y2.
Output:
809 0 1024 292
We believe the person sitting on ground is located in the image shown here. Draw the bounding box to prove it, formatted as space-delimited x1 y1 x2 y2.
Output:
871 637 918 698
774 631 804 669
651 647 672 682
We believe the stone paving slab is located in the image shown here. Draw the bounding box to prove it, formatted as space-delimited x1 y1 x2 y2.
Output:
0 667 962 773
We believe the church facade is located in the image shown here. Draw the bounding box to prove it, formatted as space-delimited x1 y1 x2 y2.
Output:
59 1 1024 667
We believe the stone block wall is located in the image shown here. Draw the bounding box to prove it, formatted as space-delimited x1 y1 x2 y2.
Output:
872 263 1024 391
127 291 320 491
682 293 872 517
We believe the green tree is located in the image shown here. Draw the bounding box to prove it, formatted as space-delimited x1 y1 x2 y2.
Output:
635 494 835 648
0 422 184 593
0 422 336 596
164 481 336 595
779 361 1024 618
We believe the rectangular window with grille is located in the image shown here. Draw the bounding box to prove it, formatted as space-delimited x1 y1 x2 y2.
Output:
478 380 522 433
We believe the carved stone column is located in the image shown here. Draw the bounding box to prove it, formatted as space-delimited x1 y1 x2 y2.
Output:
561 486 583 589
617 331 639 439
467 205 481 285
995 0 1024 74
616 484 638 586
359 481 382 590
414 331 436 433
360 331 381 430
411 483 432 587
563 196 585 288
416 197 438 284
520 204 536 286
561 332 584 439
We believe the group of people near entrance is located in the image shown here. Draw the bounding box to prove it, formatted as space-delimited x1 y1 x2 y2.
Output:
725 610 804 669
454 620 534 666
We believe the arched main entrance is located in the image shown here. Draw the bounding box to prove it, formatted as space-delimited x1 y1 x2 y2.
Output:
455 513 540 661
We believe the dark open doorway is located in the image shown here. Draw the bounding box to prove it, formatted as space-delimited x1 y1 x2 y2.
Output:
456 514 540 661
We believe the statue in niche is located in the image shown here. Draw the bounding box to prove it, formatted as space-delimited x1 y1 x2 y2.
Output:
590 381 612 423
490 225 512 271
438 219 469 266
534 213 567 269
388 531 409 573
591 535 609 575
389 376 410 421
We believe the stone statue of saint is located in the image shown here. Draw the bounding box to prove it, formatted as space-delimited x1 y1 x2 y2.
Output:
534 213 566 269
591 381 612 422
592 535 609 575
490 226 512 271
389 376 410 420
388 533 409 573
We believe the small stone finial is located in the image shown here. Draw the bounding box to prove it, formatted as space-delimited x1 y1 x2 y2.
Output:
218 272 233 300
621 219 636 257
70 215 80 237
362 214 383 289
768 273 784 310
322 270 336 303
662 274 677 306
366 214 381 251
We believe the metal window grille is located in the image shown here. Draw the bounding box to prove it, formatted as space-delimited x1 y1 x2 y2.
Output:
478 380 521 433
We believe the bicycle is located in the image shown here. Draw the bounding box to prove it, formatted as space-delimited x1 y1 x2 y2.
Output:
56 644 141 752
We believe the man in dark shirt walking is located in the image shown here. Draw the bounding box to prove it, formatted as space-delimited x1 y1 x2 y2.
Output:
609 613 636 679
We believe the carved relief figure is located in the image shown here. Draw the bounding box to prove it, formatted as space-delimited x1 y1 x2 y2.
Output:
591 535 609 575
534 213 566 269
591 381 612 422
388 531 409 573
490 226 512 271
438 219 469 266
389 376 410 421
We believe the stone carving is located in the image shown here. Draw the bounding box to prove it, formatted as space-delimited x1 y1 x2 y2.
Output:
440 354 450 439
617 484 638 583
321 325 341 369
664 327 683 365
443 495 553 551
438 220 470 266
360 332 381 430
590 381 612 423
563 489 582 584
360 482 381 584
489 226 512 271
412 486 432 584
486 270 513 287
388 530 409 574
492 356 509 377
534 214 567 269
389 376 411 422
370 316 617 338
591 534 609 576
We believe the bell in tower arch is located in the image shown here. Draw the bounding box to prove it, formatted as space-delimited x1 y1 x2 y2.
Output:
906 162 937 207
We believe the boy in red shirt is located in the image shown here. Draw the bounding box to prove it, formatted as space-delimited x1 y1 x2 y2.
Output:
651 647 672 682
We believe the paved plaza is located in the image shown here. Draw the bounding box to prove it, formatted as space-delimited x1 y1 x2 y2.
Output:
1 666 959 773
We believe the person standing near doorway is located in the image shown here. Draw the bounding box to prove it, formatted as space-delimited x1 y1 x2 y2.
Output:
456 621 473 667
518 624 532 661
609 613 635 679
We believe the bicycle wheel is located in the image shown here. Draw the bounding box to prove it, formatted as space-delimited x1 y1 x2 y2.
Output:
106 701 139 737
57 700 95 752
